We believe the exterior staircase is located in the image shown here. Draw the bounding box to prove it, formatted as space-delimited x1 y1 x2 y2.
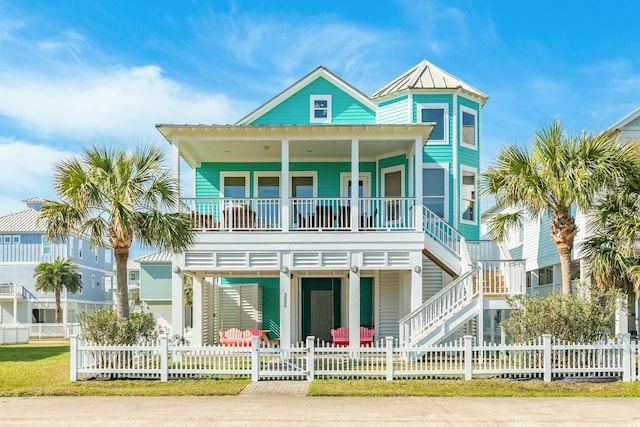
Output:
399 206 526 347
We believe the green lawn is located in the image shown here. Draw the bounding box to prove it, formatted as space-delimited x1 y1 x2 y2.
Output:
4 342 640 397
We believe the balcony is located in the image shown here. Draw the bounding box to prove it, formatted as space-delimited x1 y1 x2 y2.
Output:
182 197 417 232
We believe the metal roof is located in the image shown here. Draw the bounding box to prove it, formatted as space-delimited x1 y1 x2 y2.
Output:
372 60 489 105
0 209 45 233
134 251 172 263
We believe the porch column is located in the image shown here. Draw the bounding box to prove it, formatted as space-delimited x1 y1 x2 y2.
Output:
279 253 292 346
410 251 423 311
192 274 204 346
350 138 359 231
171 137 180 210
281 138 290 232
171 253 184 337
349 253 361 347
414 137 423 230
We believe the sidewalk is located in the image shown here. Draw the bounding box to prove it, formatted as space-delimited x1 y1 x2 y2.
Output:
1 396 639 426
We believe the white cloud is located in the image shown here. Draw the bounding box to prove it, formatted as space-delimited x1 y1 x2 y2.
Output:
0 139 72 214
0 65 246 142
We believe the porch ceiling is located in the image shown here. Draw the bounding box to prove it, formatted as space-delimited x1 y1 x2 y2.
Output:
156 124 434 167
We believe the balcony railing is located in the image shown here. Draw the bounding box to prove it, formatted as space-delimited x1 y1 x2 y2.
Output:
181 197 416 232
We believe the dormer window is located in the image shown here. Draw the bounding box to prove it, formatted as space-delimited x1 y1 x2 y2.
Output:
310 95 331 123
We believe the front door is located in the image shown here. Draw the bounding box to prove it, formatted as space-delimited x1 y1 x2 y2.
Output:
310 290 333 341
302 278 341 342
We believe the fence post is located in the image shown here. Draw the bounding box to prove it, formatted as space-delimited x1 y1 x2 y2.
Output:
251 335 260 382
69 335 77 382
621 333 631 382
385 337 394 381
464 335 473 380
160 335 168 382
306 336 315 382
543 334 552 383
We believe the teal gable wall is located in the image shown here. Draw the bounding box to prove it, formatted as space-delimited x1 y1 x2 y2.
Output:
140 263 172 301
377 96 408 124
250 77 375 125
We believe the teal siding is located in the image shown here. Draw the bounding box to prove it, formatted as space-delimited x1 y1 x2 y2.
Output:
196 161 377 198
360 277 373 328
377 96 408 124
250 77 375 125
222 277 280 338
140 263 172 301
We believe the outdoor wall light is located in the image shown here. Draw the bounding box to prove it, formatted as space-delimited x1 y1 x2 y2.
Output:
172 266 181 273
280 266 290 274
413 265 422 273
351 266 359 273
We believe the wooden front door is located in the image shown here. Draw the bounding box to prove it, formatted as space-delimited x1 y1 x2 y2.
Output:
310 290 333 341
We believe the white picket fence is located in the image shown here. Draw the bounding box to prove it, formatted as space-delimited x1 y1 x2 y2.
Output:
70 333 638 382
0 325 30 344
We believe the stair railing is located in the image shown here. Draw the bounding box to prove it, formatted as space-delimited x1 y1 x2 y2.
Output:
399 263 483 346
422 205 472 271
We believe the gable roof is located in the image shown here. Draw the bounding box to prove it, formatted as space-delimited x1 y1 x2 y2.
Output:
0 209 44 233
372 60 489 105
609 106 640 131
236 65 377 125
134 251 172 263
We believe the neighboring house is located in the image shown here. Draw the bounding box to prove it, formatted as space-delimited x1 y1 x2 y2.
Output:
0 197 113 326
156 61 525 347
481 107 640 333
108 259 141 305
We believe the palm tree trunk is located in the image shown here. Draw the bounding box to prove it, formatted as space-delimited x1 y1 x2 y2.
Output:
114 247 130 320
55 289 61 323
551 212 578 295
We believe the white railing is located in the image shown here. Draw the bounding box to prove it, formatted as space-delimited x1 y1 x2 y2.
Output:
182 197 416 232
399 264 481 346
398 260 527 346
70 334 634 382
0 325 30 344
29 323 80 338
466 240 502 261
0 283 15 296
422 205 464 258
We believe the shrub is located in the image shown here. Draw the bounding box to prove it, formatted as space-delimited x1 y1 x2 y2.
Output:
77 309 156 345
501 288 622 343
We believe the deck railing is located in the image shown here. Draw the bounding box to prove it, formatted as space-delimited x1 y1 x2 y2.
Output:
422 205 463 258
70 334 633 382
181 197 416 232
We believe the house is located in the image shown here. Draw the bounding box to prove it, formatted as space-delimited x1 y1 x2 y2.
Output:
0 197 113 329
481 107 640 334
156 61 525 347
107 258 141 309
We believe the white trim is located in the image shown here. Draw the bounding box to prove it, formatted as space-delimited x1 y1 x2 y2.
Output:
220 172 250 198
253 172 282 198
310 95 332 124
418 102 449 145
381 164 405 197
460 105 478 150
423 163 449 219
452 95 459 228
339 173 371 197
460 164 478 226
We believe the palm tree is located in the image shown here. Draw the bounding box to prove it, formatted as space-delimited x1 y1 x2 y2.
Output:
582 163 640 295
39 145 195 319
482 120 638 294
33 257 82 323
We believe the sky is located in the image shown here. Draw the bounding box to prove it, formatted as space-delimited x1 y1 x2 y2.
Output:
1 0 639 218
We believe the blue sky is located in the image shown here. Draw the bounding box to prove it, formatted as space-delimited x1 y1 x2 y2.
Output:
1 0 639 219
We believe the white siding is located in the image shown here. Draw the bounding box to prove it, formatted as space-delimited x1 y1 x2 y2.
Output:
378 270 400 339
422 257 446 301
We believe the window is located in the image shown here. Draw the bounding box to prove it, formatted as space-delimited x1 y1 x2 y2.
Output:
12 235 20 244
423 165 447 218
91 274 95 288
460 106 477 149
69 237 74 257
291 173 317 225
461 167 477 223
3 235 11 244
255 174 280 228
538 267 553 286
78 273 83 294
94 248 99 263
42 236 52 255
419 104 448 144
78 243 83 259
221 173 249 199
310 95 331 123
130 272 137 282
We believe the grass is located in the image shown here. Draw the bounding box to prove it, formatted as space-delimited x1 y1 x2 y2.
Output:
4 342 640 397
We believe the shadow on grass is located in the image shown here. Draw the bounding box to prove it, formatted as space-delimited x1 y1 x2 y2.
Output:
0 345 69 362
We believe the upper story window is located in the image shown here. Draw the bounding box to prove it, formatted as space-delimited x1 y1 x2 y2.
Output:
460 106 477 149
419 104 448 144
69 237 74 257
3 235 12 244
423 165 447 218
42 236 51 255
310 95 331 123
94 248 99 263
461 166 477 224
130 272 137 282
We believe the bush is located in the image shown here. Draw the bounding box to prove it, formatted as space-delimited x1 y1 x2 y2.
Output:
77 309 156 345
501 288 622 343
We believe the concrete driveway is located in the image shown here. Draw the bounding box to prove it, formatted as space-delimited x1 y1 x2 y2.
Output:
1 396 639 426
